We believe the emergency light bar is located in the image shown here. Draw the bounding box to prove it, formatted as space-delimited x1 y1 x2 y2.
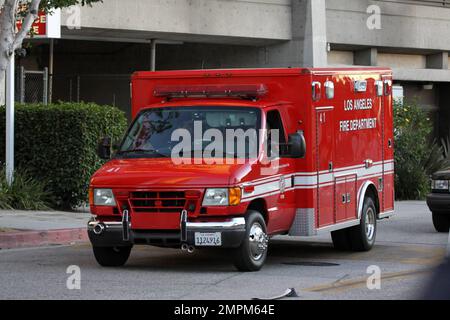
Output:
153 84 268 99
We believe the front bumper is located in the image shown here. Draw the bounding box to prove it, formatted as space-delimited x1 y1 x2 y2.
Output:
88 216 246 248
426 193 450 213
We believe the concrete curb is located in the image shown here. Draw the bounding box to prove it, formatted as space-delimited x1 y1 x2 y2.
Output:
0 228 88 250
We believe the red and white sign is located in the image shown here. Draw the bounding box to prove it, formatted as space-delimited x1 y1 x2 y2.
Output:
16 9 61 39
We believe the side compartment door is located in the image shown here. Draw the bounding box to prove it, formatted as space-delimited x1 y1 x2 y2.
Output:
346 174 357 220
335 176 347 222
316 107 335 227
381 75 395 212
334 174 357 223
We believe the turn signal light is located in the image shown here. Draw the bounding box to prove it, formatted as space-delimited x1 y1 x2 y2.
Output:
229 187 242 206
88 188 94 206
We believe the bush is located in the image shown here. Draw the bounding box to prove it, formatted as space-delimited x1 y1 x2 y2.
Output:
0 102 127 209
0 168 51 210
394 100 450 200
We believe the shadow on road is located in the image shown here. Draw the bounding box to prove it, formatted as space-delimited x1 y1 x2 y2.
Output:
120 240 349 273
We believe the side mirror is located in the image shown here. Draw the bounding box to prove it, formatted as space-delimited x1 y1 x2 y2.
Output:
288 131 306 159
97 137 112 160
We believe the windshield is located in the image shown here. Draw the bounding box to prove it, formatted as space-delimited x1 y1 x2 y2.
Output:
117 106 261 159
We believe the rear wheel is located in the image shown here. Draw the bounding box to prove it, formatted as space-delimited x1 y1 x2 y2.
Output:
93 246 132 267
233 211 268 272
348 196 377 251
432 212 450 233
331 229 351 250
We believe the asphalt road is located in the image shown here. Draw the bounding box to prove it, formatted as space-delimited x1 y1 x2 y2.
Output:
0 201 448 300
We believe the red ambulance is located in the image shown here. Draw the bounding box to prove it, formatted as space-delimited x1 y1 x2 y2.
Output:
88 68 394 271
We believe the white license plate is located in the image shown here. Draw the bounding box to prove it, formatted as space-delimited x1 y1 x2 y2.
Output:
194 232 222 246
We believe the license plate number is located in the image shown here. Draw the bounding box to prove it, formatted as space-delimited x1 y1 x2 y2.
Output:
194 232 222 246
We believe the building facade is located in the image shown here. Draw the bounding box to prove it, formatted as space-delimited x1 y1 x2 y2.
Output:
2 0 450 135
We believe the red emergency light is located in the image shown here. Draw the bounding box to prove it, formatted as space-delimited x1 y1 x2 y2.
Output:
153 84 268 99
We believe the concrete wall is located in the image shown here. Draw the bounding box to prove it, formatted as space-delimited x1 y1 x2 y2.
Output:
328 50 353 66
326 0 450 51
377 53 426 69
58 0 328 70
61 0 292 45
61 0 450 57
18 0 449 126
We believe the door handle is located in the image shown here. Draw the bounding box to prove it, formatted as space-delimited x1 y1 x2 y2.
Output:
364 159 373 169
341 194 351 204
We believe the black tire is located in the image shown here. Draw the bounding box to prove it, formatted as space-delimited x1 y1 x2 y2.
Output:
432 212 450 233
93 246 132 267
331 228 352 251
348 196 377 251
233 211 268 272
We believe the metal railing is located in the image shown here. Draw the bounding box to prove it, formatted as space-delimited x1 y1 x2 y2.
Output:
52 73 132 120
16 67 48 104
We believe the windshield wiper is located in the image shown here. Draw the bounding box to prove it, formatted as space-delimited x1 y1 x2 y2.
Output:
117 149 169 158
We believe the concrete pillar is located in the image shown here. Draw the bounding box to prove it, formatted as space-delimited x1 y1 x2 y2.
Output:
150 39 156 71
354 48 378 66
426 52 449 70
164 0 328 69
301 0 328 67
262 0 328 68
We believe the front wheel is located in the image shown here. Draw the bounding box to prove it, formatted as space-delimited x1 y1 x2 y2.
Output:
93 246 132 267
432 212 450 233
233 211 268 272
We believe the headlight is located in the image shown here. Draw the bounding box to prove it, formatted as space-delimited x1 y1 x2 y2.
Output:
202 188 242 206
203 189 228 206
93 189 117 206
432 180 450 191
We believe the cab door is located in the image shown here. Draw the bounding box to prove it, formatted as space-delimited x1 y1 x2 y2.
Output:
261 108 296 233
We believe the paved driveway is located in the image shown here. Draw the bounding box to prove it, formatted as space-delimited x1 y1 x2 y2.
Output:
0 201 448 300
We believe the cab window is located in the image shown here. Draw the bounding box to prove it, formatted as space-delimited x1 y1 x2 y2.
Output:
266 110 286 158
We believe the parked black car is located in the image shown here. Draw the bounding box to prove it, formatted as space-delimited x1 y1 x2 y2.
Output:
426 170 450 232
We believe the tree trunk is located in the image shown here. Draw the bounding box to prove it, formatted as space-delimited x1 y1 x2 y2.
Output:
0 0 41 83
0 0 16 84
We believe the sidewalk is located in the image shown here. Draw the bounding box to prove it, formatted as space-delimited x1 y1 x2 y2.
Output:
0 210 91 250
